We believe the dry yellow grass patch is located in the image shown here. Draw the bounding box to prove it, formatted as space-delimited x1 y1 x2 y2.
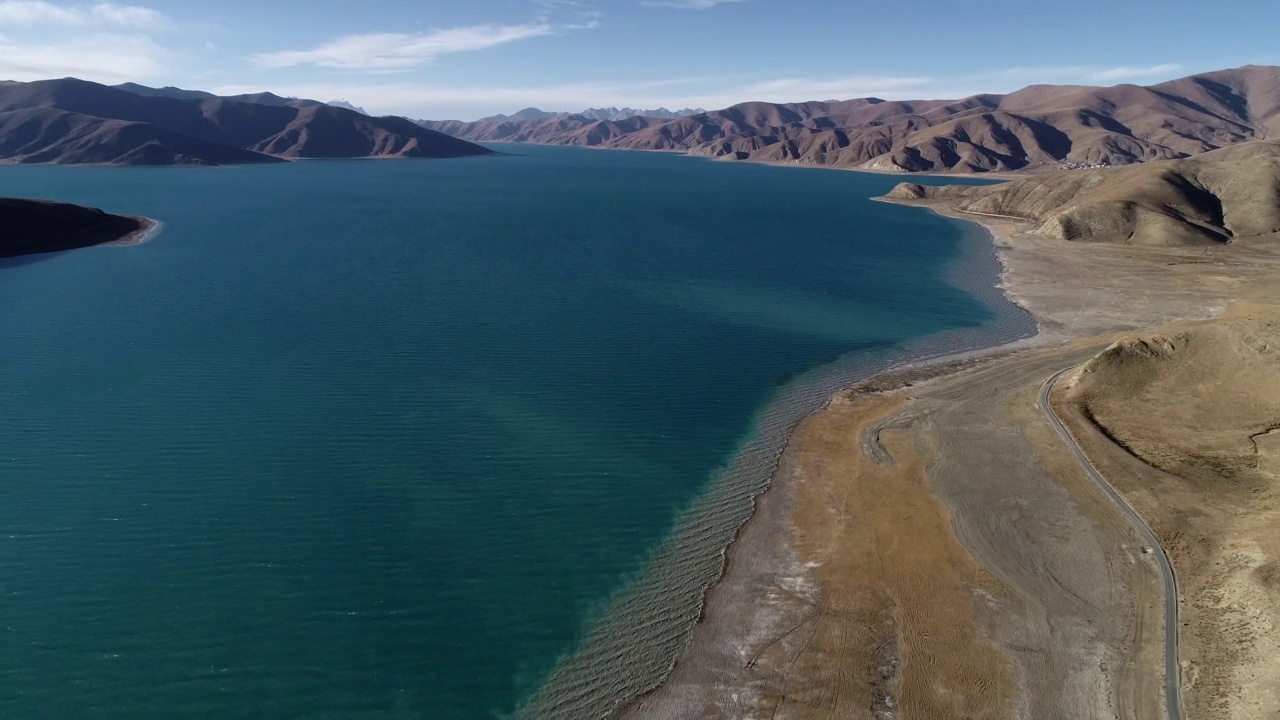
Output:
751 393 1015 719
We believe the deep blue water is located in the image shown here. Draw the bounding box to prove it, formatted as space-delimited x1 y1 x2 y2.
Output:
0 146 1020 718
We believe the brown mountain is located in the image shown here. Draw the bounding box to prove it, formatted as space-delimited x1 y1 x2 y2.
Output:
0 107 282 165
1 198 150 258
423 65 1280 173
247 105 485 158
0 78 492 165
884 140 1280 246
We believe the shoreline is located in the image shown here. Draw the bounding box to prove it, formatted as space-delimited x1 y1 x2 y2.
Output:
618 201 1050 717
0 206 162 261
105 216 162 247
627 180 1276 715
516 144 1270 716
520 192 1041 718
474 140 1037 179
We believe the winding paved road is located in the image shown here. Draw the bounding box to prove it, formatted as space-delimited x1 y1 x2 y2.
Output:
1039 368 1184 720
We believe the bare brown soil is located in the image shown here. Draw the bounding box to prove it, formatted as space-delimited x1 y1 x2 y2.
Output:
753 392 1017 718
634 340 1168 719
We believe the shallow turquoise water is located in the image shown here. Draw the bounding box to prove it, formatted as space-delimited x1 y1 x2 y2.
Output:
0 146 1023 718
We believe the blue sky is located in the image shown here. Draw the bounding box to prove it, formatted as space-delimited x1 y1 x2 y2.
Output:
1 0 1277 120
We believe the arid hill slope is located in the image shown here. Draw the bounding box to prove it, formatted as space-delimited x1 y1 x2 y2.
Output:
0 198 148 257
1072 316 1280 485
1064 313 1280 718
424 65 1280 173
885 140 1280 246
0 78 492 165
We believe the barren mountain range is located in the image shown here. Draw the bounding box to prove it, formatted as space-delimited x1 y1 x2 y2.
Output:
423 65 1280 173
0 79 491 165
5 65 1280 173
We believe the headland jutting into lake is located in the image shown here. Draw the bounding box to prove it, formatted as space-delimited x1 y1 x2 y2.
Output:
0 197 157 259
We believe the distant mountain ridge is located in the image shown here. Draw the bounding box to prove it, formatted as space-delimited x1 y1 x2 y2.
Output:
579 107 705 121
473 107 562 123
421 65 1280 173
0 79 492 166
114 82 323 109
418 106 706 139
465 106 705 124
886 139 1280 245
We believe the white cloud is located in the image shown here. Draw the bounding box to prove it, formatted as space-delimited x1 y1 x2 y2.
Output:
0 0 79 24
736 75 935 102
642 0 746 8
996 63 1184 85
90 2 163 28
210 64 1197 122
561 16 601 30
0 1 165 29
253 24 555 70
1087 63 1183 82
0 31 164 82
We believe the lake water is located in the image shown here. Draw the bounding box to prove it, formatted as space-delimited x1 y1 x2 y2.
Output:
0 145 1029 718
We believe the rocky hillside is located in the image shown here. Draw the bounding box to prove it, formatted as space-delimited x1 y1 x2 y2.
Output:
884 140 1280 246
0 79 493 166
423 66 1280 174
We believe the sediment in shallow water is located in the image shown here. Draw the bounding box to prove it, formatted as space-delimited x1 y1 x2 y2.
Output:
521 220 1038 718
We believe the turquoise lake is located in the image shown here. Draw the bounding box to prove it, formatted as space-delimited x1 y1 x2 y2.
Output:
0 145 1029 718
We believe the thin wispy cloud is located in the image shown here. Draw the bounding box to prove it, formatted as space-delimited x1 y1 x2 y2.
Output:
996 63 1184 85
1088 63 1182 82
739 75 935 101
529 0 602 32
642 0 746 8
219 60 1208 122
530 0 594 10
0 31 164 81
213 73 939 120
254 24 556 71
562 18 601 30
0 1 165 29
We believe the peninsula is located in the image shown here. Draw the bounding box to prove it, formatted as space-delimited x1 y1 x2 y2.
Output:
1 198 156 258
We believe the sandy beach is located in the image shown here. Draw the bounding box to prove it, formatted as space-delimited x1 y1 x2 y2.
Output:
625 194 1280 718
